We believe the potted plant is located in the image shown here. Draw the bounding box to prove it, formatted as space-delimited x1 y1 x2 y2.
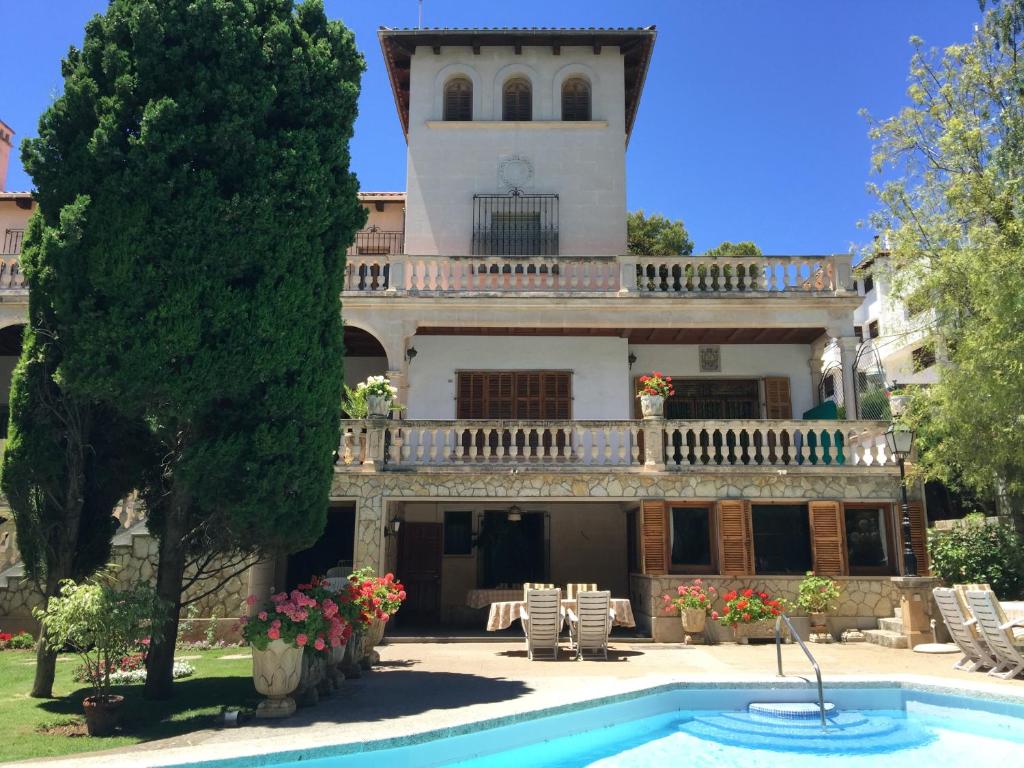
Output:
347 375 401 418
797 571 840 629
636 371 674 419
662 578 717 633
341 567 407 669
37 580 166 736
717 588 787 643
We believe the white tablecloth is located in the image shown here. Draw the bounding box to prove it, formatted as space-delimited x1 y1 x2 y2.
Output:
465 589 525 610
486 598 635 631
1003 601 1024 622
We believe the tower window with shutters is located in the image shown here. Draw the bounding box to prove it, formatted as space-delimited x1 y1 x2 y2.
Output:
561 77 591 121
444 77 473 121
502 77 532 121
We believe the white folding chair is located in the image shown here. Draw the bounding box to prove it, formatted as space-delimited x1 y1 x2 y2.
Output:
965 590 1024 680
566 590 613 660
519 588 561 660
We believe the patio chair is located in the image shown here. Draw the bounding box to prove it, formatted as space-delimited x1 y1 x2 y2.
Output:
566 590 614 661
965 590 1024 680
519 588 562 660
565 583 598 601
932 587 997 672
522 582 555 600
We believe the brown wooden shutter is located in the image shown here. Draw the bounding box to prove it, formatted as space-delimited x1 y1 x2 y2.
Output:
488 373 514 419
640 500 668 575
541 372 571 419
810 501 847 576
900 500 929 575
717 500 754 576
764 377 792 419
457 373 485 419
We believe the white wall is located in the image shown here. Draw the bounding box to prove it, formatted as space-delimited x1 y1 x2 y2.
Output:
361 201 405 233
404 46 627 256
344 356 388 389
627 344 815 417
405 335 630 419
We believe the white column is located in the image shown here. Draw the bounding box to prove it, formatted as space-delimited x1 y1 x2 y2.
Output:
618 255 637 294
836 336 861 419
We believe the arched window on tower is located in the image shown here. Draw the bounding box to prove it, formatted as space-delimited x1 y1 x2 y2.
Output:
502 78 532 121
561 77 591 121
444 77 473 121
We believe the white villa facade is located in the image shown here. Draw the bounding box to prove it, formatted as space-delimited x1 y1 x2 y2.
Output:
0 27 937 644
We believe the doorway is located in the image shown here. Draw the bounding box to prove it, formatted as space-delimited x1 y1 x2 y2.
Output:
285 505 355 588
397 522 443 626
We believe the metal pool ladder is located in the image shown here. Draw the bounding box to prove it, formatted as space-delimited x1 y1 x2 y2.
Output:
775 613 828 728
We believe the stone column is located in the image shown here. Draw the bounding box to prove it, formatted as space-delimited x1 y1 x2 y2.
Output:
246 559 277 615
891 576 942 648
642 419 665 472
387 368 408 415
618 255 637 294
836 336 860 418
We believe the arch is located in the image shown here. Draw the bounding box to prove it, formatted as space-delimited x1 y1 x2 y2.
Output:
432 63 482 120
502 77 532 121
443 76 473 121
561 77 591 121
492 63 541 120
552 62 600 120
342 321 401 372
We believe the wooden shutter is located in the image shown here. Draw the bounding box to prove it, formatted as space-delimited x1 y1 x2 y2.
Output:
717 500 753 576
640 500 668 576
899 501 929 575
541 372 571 419
810 501 847 576
764 376 792 419
457 373 485 419
444 79 472 121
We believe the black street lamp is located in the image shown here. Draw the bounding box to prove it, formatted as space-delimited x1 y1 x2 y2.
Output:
884 423 917 576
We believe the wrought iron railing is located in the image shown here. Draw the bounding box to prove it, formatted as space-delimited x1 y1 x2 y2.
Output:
2 229 24 256
472 190 559 256
346 228 403 257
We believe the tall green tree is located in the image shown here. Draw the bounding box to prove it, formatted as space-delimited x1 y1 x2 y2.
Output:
627 210 694 255
704 240 762 257
22 0 366 698
1 208 154 698
865 0 1024 529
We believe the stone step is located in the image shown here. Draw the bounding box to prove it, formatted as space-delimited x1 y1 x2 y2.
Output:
878 617 903 633
863 628 908 649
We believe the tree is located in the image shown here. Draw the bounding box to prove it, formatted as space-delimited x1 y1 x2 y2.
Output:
704 240 762 257
627 210 694 255
865 0 1024 530
1 208 155 698
21 0 366 698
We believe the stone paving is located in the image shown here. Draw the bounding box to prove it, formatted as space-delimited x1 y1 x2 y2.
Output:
10 639 1024 768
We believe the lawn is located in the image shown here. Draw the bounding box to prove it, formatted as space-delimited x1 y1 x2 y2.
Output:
0 647 256 762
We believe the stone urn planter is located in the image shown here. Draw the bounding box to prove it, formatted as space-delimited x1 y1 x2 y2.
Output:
366 394 393 418
732 620 784 644
639 394 664 419
83 694 124 736
888 394 910 417
252 639 303 718
296 652 325 708
681 608 707 634
809 611 828 629
360 616 388 669
342 628 364 679
326 639 349 689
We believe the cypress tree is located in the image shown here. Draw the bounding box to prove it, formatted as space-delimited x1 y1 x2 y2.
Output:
21 0 365 698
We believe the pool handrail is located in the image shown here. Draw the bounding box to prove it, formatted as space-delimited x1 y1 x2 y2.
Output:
775 612 827 728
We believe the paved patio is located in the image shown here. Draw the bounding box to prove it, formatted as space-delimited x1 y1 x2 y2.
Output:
11 639 1024 768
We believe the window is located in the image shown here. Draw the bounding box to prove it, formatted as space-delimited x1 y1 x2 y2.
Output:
751 504 812 574
854 325 863 342
457 371 571 419
561 77 591 121
444 77 472 121
444 511 473 555
502 77 532 121
669 505 715 573
844 505 895 575
863 275 874 294
662 379 760 420
823 374 836 398
912 345 936 372
868 320 880 339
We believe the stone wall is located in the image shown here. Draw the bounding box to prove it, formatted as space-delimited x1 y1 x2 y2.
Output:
631 573 901 642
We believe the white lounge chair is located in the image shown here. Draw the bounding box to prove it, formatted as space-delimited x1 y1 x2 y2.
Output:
522 582 555 600
965 590 1024 680
932 587 997 672
520 588 561 660
565 583 598 601
566 590 614 660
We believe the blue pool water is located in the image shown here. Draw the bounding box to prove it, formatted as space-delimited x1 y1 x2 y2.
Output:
181 685 1024 768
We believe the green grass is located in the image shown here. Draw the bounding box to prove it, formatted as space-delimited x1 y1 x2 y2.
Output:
0 647 256 762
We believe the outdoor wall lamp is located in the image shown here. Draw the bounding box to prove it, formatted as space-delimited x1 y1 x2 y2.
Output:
405 346 418 363
884 423 917 576
507 505 522 523
383 515 402 538
627 352 637 370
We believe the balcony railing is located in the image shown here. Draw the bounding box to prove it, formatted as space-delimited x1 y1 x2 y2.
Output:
346 229 404 258
3 229 24 256
343 253 852 295
472 192 559 256
337 418 894 470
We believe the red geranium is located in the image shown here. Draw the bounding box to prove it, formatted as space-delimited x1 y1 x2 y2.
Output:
717 588 790 627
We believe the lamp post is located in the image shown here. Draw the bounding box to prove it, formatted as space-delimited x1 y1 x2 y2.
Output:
884 423 917 576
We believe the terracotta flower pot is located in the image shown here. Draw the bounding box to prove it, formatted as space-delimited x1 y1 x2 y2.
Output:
681 608 707 634
252 638 303 718
83 694 124 737
639 394 665 419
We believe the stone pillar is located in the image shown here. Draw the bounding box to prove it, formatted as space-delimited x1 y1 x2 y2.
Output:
808 334 829 405
891 576 942 648
363 421 387 468
387 368 408 415
385 256 404 294
246 559 277 615
618 255 637 294
642 419 665 472
836 336 860 418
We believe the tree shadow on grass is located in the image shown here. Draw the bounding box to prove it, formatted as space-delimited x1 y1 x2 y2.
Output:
37 676 259 742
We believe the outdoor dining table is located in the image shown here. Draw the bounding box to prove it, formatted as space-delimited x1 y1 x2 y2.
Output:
485 597 635 632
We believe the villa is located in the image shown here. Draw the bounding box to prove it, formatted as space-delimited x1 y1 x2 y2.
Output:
0 27 937 647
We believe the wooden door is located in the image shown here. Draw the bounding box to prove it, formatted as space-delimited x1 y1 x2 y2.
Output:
398 523 443 626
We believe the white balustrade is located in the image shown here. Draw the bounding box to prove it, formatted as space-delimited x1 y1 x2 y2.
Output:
335 418 893 469
0 258 25 291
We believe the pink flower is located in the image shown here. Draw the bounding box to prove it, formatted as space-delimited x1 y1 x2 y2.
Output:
267 627 281 640
296 633 308 647
271 619 281 629
258 611 268 621
314 638 326 651
246 595 257 606
239 615 249 625
711 611 719 621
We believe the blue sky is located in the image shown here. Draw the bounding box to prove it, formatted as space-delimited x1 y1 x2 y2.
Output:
3 1 982 253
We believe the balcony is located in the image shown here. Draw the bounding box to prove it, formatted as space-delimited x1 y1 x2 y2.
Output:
337 418 894 470
472 192 559 256
0 229 25 292
343 253 853 296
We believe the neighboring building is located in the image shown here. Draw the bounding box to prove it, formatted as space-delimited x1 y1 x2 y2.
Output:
0 31 931 643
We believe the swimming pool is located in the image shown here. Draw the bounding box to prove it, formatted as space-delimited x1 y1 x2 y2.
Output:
179 682 1024 768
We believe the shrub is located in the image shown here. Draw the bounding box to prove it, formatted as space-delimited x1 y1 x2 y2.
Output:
929 514 1024 599
796 572 841 614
